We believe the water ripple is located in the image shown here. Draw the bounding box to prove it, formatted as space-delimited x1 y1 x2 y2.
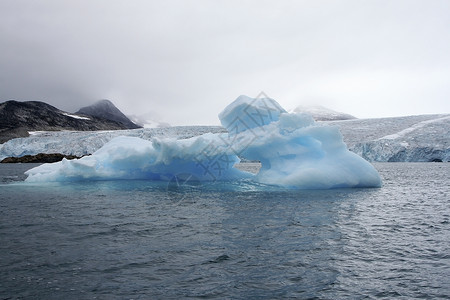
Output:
0 163 449 299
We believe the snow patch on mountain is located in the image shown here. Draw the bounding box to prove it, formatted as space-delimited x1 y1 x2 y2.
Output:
61 112 90 120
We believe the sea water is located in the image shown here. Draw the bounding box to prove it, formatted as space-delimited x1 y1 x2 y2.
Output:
0 163 449 299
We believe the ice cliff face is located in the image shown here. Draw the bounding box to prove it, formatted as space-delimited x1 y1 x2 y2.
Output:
327 115 450 162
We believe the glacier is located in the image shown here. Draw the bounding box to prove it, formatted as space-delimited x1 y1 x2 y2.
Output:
24 95 382 189
0 126 226 160
326 114 450 162
2 112 448 164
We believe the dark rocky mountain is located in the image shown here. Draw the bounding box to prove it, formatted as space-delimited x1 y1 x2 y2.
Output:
76 99 140 129
0 100 138 143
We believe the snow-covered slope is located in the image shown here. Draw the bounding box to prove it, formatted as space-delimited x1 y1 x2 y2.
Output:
1 114 449 162
128 113 171 128
326 114 450 162
291 105 356 121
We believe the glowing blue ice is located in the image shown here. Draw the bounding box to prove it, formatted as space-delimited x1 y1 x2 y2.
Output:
25 95 382 189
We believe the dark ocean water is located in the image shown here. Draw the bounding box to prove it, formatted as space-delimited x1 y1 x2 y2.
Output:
0 163 449 299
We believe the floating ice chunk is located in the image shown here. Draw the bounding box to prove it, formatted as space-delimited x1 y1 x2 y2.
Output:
26 95 382 189
25 135 251 182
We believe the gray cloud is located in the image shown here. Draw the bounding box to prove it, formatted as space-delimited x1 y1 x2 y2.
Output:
1 0 449 125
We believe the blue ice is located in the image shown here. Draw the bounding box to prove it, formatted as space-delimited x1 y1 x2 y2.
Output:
25 95 382 189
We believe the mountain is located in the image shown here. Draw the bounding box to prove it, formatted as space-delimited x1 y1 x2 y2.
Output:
291 105 356 121
128 112 171 128
0 100 135 143
76 100 141 129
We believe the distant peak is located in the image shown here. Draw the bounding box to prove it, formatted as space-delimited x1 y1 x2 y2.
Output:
78 99 120 112
95 99 114 105
85 99 116 110
291 105 356 121
76 99 141 129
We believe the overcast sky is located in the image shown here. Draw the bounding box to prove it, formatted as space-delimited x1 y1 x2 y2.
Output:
1 0 449 125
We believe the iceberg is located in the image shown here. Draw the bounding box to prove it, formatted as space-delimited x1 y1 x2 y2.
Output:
25 95 382 189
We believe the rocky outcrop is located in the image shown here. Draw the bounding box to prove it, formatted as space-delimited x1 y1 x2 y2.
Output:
1 153 83 163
